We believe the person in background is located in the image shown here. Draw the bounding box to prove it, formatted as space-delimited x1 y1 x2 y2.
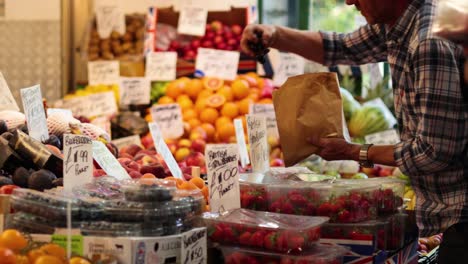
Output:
241 0 467 262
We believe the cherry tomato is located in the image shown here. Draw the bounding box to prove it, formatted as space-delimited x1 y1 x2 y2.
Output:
0 185 19 195
69 257 91 264
0 247 16 264
0 229 28 251
33 255 64 264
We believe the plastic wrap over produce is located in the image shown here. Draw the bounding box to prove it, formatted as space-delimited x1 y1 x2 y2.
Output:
433 0 468 44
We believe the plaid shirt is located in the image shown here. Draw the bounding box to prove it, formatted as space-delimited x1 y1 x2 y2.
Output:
321 0 468 236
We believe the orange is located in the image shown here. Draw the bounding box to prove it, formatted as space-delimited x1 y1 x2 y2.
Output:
201 186 209 200
177 96 194 110
177 181 199 191
186 79 204 100
187 118 201 129
215 116 232 130
258 98 273 104
199 108 219 124
200 123 216 141
221 102 239 119
141 174 156 179
195 98 208 113
205 94 226 109
217 123 236 142
165 81 185 99
69 257 91 264
216 86 234 102
238 98 254 115
248 88 261 102
189 177 205 189
33 255 63 264
0 229 28 251
0 247 16 264
183 109 198 121
198 89 213 99
203 77 224 91
232 79 250 99
39 244 66 260
157 95 174 105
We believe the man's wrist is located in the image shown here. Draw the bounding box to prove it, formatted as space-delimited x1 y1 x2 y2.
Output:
348 143 361 161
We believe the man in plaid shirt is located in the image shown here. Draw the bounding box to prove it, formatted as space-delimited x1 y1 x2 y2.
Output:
242 0 467 261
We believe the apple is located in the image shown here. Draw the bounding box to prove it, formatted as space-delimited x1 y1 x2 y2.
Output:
201 40 214 48
169 40 180 50
185 152 206 168
118 158 140 172
141 155 160 166
129 171 142 179
191 139 206 153
223 31 234 40
205 32 215 41
191 39 201 50
270 158 285 167
352 173 369 179
227 38 237 47
184 50 196 60
215 42 227 50
140 163 166 178
141 134 154 149
225 45 235 51
231 24 243 35
210 20 223 32
379 168 392 177
119 144 142 157
214 35 224 45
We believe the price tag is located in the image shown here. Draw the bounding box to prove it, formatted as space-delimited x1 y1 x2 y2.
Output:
151 104 184 139
365 129 400 145
111 135 142 149
195 48 240 81
59 91 118 118
145 52 177 81
90 116 112 138
181 227 207 264
119 77 151 105
51 234 84 256
20 85 49 142
63 134 93 192
246 115 269 173
273 52 305 86
0 72 19 111
94 0 125 38
47 108 73 118
233 119 250 168
177 6 208 36
148 122 183 179
205 144 240 213
249 104 279 138
88 61 120 86
92 140 130 180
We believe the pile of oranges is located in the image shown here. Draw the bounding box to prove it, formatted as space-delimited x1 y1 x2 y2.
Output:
0 229 90 264
165 176 210 212
150 72 274 143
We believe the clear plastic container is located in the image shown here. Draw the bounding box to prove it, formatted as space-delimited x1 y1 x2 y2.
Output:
11 189 80 221
240 181 269 211
121 178 176 202
80 221 164 237
220 244 348 264
203 208 328 253
6 212 58 234
322 220 388 250
72 176 124 200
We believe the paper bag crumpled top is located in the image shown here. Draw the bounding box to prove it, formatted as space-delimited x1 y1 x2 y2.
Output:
273 72 349 167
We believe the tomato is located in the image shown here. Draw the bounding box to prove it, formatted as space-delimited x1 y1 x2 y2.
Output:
27 249 45 263
0 247 16 264
0 185 19 195
33 255 64 264
69 257 91 264
39 244 66 260
0 229 28 251
15 255 30 264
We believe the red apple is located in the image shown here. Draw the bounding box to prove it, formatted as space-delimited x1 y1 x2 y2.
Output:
214 35 224 45
227 38 237 47
270 158 285 167
225 45 235 51
201 40 214 48
93 169 107 177
191 39 201 50
205 32 215 41
129 171 142 179
169 40 180 50
120 144 142 157
191 139 206 153
140 163 166 178
215 42 227 50
141 134 154 149
184 50 196 60
379 168 392 177
185 152 206 168
231 24 243 35
223 31 234 40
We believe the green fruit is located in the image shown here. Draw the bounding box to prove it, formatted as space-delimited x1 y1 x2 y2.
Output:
340 88 361 121
351 173 368 179
348 105 391 137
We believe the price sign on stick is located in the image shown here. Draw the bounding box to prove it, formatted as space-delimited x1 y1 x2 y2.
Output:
177 6 208 36
88 61 120 86
145 52 177 81
234 119 250 168
273 52 305 86
205 144 240 213
92 141 130 180
119 77 151 106
151 104 184 139
94 0 125 38
181 228 207 264
246 115 269 173
148 122 183 179
20 85 49 142
249 104 279 138
195 48 240 80
0 72 19 111
58 91 118 118
63 134 93 192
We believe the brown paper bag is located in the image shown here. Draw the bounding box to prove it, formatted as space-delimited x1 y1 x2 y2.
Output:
273 72 348 167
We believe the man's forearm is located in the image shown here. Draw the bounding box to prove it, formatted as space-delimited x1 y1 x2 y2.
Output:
272 26 325 64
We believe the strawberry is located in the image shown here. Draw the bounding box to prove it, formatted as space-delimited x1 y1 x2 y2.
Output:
288 234 305 252
226 252 246 264
337 209 351 223
280 203 294 214
245 256 261 264
208 224 224 241
308 190 321 201
276 232 289 252
383 188 394 196
350 231 373 240
305 203 316 215
280 258 294 264
308 227 321 241
289 194 308 206
269 201 282 213
317 202 332 216
223 226 237 242
239 231 252 246
249 230 266 248
264 232 278 250
241 192 255 208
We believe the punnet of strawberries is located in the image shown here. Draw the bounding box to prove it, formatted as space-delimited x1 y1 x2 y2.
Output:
221 244 348 264
203 208 328 254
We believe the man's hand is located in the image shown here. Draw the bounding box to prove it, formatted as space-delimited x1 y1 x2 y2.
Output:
307 137 361 161
240 24 277 56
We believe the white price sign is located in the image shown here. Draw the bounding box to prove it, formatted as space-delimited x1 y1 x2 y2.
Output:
273 52 305 86
148 122 183 179
111 135 142 149
88 61 120 86
249 104 279 138
92 141 130 180
20 85 49 142
246 115 269 173
206 144 240 213
47 108 73 118
234 119 250 168
151 104 184 139
365 129 400 145
58 91 118 118
94 0 125 38
63 134 93 192
119 77 151 105
0 72 19 111
181 228 207 264
177 6 208 36
195 48 240 81
145 52 177 81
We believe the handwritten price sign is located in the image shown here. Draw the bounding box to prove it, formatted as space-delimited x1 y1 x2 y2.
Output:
177 6 208 36
246 115 270 173
57 91 118 118
63 134 93 192
249 104 279 138
88 61 120 86
273 52 305 86
151 104 184 139
205 144 240 213
0 72 19 111
145 52 177 81
195 48 240 81
20 85 49 142
94 0 125 38
111 135 142 149
148 122 183 179
181 228 207 264
92 141 130 180
119 77 151 105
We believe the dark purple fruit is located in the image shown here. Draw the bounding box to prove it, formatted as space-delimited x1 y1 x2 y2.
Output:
0 176 13 187
13 167 31 188
0 120 7 134
28 169 56 191
106 142 119 158
1 132 13 141
52 178 63 187
43 135 62 150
